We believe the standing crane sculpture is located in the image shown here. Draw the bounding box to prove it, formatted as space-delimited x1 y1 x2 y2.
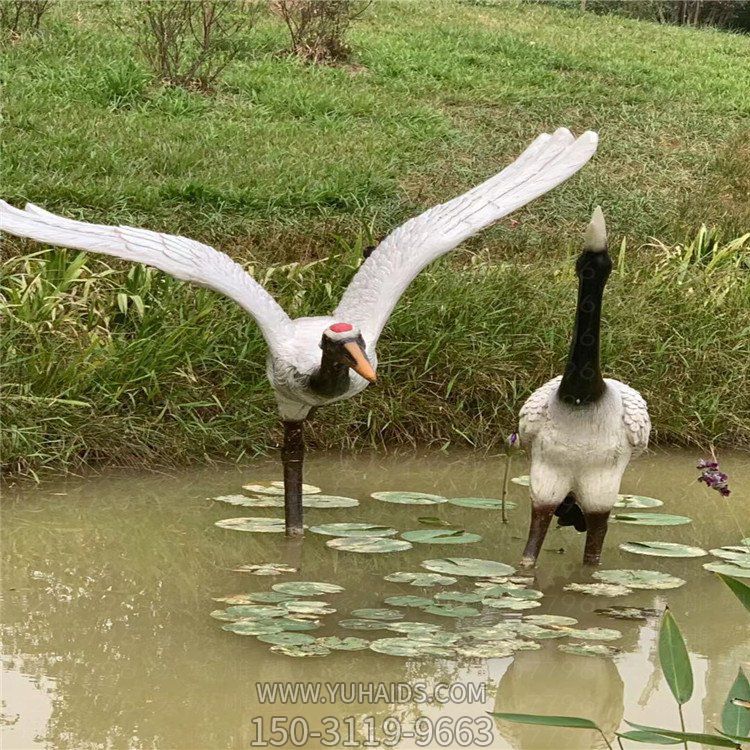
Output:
518 207 651 567
1 128 597 536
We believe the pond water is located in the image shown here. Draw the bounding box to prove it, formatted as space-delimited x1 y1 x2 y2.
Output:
2 449 748 750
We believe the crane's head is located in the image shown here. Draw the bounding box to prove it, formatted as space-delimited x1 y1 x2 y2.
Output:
321 323 377 383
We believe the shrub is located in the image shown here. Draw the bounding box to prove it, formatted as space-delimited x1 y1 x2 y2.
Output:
270 0 370 63
124 0 259 90
0 0 53 39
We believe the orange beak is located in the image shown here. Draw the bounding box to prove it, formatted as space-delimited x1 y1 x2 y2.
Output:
343 341 377 383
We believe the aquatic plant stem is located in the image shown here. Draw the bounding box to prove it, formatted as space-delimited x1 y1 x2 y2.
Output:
678 705 689 750
500 452 512 524
596 728 614 750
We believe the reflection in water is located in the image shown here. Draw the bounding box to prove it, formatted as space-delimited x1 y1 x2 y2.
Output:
1 449 748 749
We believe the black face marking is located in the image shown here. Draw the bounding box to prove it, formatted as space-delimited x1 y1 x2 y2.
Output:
309 333 368 398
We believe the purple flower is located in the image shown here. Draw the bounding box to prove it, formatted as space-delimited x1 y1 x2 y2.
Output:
697 457 731 498
507 432 519 449
697 458 719 470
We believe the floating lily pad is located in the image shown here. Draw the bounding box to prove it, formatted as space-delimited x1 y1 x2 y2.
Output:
742 539 750 547
614 495 664 509
593 569 686 590
384 572 457 587
401 529 482 545
413 632 462 647
272 581 344 596
339 619 390 631
447 497 517 510
418 516 456 527
484 598 541 611
386 621 441 635
274 617 321 632
595 606 659 621
303 495 359 508
479 585 543 600
558 643 621 658
316 636 369 651
224 605 286 619
213 592 295 605
221 620 284 636
562 627 622 641
270 643 330 657
613 513 692 526
327 536 412 553
215 517 292 533
242 481 321 496
214 494 283 508
620 541 707 558
384 595 433 608
457 643 515 658
232 563 298 576
351 608 404 621
511 475 530 486
369 638 453 657
258 632 316 646
564 582 633 597
463 625 517 641
210 609 241 622
371 491 447 505
283 601 335 615
310 523 398 538
422 604 481 618
703 561 750 578
523 615 578 627
508 623 565 640
709 547 750 563
433 591 483 604
421 558 516 578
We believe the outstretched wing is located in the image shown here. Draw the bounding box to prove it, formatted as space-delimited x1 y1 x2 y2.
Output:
0 201 293 354
334 128 598 344
616 381 651 457
518 376 562 443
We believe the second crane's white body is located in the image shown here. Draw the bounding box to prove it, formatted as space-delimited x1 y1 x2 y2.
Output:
519 374 650 514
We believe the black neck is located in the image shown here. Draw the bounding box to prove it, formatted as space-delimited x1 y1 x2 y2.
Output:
308 349 351 398
558 251 610 406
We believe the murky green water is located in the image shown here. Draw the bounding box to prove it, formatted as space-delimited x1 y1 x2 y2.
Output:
2 450 748 749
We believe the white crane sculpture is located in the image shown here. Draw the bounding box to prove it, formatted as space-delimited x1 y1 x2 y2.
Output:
518 207 651 567
1 128 597 535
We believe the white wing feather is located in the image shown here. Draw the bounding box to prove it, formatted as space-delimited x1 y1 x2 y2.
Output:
615 381 651 457
518 376 561 443
334 128 598 344
0 201 292 354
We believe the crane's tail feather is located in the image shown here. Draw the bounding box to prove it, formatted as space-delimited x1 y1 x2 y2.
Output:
555 493 587 533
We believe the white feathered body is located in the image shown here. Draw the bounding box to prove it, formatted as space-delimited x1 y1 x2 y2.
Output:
519 376 650 513
268 316 377 421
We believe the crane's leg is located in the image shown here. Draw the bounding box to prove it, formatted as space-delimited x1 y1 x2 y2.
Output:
582 511 610 566
282 420 305 537
520 505 555 568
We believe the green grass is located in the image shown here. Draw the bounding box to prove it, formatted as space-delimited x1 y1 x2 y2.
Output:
1 1 749 475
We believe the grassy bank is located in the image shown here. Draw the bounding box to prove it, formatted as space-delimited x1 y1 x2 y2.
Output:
1 1 749 476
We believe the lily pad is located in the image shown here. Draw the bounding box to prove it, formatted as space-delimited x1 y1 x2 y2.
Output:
562 627 622 641
327 537 412 553
273 617 321 632
222 621 284 636
558 643 621 658
523 615 578 627
479 585 543 600
614 494 664 509
303 495 359 508
282 601 335 615
447 497 517 510
433 591 483 604
214 494 283 508
703 561 750 578
232 563 298 576
215 517 291 533
386 621 441 635
339 619 390 631
421 558 516 578
457 643 515 658
484 598 541 611
595 606 659 621
613 513 692 526
270 643 330 657
593 569 686 590
422 604 481 618
258 632 316 646
242 481 321 496
709 547 750 563
350 608 404 621
222 605 286 620
384 572 457 587
316 636 369 651
564 582 633 597
272 581 344 596
310 523 397 538
369 638 453 657
511 475 530 486
463 626 517 641
620 541 707 558
401 529 482 545
213 592 295 605
210 609 241 622
384 595 433 608
409 631 461 646
371 491 447 505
